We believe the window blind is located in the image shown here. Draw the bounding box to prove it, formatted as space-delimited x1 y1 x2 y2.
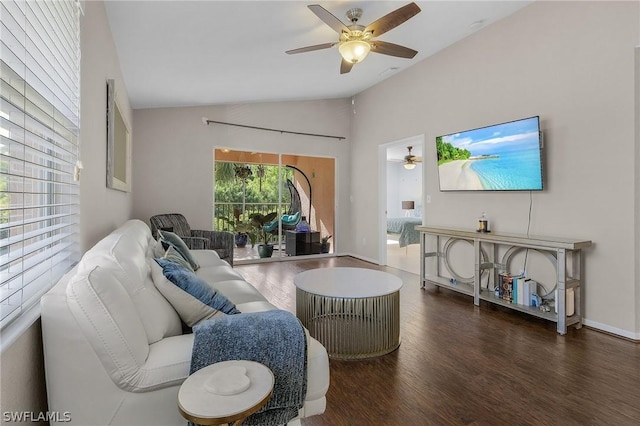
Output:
0 0 80 335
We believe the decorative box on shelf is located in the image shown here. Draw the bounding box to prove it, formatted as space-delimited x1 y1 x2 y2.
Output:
285 231 321 256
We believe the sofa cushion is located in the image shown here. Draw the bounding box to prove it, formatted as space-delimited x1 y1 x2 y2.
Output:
195 265 245 284
67 263 195 392
189 249 221 262
77 220 182 344
210 280 269 305
158 229 200 270
67 265 150 390
235 300 278 313
154 259 240 326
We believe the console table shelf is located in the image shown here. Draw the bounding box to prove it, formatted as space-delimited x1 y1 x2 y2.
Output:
417 226 591 334
425 277 474 297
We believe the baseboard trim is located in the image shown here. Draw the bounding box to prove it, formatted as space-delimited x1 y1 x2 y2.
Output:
339 252 381 265
583 319 639 341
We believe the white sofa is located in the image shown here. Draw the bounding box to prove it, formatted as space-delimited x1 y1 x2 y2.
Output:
41 219 330 425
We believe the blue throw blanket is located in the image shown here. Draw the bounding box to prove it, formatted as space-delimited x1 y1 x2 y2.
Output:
191 310 307 426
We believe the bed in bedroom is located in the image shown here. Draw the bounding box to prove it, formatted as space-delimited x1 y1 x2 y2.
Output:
387 217 422 247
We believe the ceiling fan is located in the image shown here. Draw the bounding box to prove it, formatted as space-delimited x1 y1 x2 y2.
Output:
286 2 421 74
403 146 422 169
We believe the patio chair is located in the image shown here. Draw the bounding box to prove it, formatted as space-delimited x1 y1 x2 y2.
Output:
149 213 235 266
264 179 302 233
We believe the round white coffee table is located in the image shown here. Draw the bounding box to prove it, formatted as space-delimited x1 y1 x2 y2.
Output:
178 360 274 426
294 267 403 359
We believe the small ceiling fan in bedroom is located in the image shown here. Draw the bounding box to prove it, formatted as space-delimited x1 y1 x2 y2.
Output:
403 146 422 169
286 2 421 74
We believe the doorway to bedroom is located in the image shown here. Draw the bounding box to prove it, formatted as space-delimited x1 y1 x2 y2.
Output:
380 135 424 275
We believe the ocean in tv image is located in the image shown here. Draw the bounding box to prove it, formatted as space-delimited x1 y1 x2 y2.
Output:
436 116 543 191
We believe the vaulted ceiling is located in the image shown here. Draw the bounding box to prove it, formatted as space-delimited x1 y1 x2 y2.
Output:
104 1 532 109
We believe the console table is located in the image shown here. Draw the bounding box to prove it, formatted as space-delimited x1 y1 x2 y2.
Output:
417 226 592 335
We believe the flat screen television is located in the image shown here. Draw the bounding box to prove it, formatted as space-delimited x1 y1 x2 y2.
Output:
436 116 543 191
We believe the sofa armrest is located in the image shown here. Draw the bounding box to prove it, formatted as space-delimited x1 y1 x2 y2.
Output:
191 230 234 266
181 236 208 250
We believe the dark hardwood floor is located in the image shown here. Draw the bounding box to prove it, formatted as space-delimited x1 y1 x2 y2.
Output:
236 256 640 426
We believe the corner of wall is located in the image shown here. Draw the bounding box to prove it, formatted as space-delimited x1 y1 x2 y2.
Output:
635 46 640 336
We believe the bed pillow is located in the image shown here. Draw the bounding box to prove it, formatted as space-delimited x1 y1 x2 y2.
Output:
154 258 240 326
158 229 200 271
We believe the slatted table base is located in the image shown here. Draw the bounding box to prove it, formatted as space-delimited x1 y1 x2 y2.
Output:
296 288 401 359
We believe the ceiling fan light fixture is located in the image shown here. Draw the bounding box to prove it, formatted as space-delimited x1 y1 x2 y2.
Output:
339 40 371 64
287 3 421 74
404 161 416 170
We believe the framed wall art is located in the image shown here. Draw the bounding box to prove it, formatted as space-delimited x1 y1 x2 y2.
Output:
106 78 131 192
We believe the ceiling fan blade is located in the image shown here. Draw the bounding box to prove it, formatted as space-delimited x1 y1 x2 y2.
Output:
370 40 418 59
340 59 354 74
365 2 421 38
286 42 336 55
308 4 349 35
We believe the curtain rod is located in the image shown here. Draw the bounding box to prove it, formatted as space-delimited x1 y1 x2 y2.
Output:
202 117 346 141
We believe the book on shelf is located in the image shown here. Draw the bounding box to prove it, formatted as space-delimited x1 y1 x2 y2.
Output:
499 274 535 305
523 279 531 307
499 273 514 302
525 280 538 307
515 276 529 306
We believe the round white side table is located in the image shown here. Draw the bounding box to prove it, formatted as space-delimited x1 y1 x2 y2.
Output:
178 360 274 426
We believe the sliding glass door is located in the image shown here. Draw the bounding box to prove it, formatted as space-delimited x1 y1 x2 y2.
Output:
214 149 335 263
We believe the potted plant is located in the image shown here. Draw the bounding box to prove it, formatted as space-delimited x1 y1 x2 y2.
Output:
234 222 254 248
320 235 332 253
247 228 259 248
220 209 254 248
249 212 278 258
234 165 252 181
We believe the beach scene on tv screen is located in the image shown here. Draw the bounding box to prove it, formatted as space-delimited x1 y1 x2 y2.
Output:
436 117 543 191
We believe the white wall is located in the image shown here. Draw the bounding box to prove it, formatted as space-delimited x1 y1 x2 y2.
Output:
80 0 133 251
0 320 47 426
386 162 422 218
132 100 351 250
0 1 134 420
350 1 639 337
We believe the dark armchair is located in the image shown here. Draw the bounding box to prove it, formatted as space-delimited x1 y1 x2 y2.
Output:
149 213 235 266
